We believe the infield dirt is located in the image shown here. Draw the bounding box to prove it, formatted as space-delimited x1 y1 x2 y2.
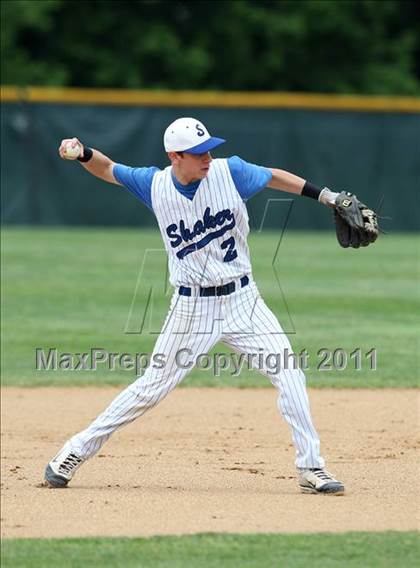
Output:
1 387 418 538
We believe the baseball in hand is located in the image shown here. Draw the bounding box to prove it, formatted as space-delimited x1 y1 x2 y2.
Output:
63 141 82 159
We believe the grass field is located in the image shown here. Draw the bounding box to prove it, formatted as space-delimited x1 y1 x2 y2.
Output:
2 228 419 563
1 228 418 387
2 532 419 568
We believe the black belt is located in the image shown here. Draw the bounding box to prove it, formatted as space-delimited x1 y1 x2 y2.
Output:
179 275 249 297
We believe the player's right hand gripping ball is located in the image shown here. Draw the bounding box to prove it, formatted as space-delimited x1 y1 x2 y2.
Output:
60 138 82 160
334 191 379 248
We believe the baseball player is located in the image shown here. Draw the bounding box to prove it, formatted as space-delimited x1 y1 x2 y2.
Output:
45 117 378 494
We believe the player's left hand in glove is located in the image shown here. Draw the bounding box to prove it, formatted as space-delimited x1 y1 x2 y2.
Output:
333 191 379 248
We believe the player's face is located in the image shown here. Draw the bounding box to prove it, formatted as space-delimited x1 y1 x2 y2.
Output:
173 151 213 182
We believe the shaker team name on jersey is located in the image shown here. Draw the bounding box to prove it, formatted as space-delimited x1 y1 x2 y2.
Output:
166 206 236 259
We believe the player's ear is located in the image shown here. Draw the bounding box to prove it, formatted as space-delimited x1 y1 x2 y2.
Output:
168 151 181 164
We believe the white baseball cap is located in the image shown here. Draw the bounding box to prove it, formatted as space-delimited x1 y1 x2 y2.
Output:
164 117 226 154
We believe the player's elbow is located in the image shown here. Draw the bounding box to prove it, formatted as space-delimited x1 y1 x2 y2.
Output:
101 162 120 185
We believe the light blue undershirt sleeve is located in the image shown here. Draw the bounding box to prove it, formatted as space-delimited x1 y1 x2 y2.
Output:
227 155 273 200
113 164 160 211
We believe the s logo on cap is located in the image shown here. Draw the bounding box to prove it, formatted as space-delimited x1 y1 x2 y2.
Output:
196 124 205 137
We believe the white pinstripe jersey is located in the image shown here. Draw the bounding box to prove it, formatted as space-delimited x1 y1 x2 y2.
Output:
151 158 252 287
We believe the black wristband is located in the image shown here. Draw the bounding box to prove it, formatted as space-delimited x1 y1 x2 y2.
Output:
301 181 322 200
77 146 93 163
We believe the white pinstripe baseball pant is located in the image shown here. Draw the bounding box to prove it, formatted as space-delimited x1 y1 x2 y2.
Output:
70 280 324 469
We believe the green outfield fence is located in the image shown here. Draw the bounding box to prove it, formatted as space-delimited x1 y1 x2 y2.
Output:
1 87 419 230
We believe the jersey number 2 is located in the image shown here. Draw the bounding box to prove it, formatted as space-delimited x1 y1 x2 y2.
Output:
221 236 238 262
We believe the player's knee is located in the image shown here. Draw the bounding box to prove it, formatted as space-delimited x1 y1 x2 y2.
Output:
128 370 178 403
